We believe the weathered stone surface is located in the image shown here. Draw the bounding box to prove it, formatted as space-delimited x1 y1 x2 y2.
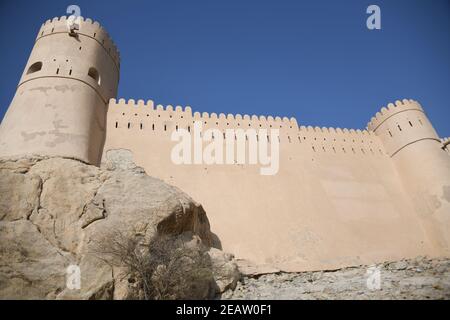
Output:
0 220 69 299
0 169 41 221
223 257 450 300
0 154 239 299
207 248 240 293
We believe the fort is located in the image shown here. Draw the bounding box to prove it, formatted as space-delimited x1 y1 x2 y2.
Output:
0 16 449 272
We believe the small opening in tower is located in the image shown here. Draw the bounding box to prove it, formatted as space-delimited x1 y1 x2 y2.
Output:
115 122 118 128
397 125 402 131
56 68 59 75
88 67 101 85
27 62 43 74
69 69 72 76
388 130 393 137
409 121 413 127
418 119 423 125
127 122 130 129
140 123 143 130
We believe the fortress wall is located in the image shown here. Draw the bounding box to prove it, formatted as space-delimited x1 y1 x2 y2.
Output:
103 98 438 272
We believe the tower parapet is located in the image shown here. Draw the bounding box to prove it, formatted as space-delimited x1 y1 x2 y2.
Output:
0 16 119 165
367 99 439 157
36 16 120 70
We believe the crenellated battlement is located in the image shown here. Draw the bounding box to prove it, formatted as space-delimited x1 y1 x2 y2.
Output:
108 98 383 156
36 16 120 70
109 98 377 137
367 99 424 132
109 98 299 127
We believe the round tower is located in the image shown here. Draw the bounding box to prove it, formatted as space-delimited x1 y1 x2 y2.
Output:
368 99 450 254
0 16 120 165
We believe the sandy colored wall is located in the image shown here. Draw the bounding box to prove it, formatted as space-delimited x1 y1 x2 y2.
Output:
103 98 446 272
0 17 119 165
369 100 450 255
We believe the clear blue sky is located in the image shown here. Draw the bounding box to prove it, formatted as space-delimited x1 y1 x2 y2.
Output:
0 0 449 136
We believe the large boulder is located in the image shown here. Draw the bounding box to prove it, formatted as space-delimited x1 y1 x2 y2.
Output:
0 151 239 299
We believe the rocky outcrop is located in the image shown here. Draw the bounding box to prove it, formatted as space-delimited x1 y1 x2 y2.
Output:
0 151 239 299
223 257 450 300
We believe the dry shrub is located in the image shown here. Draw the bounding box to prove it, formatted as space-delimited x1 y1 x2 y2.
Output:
92 230 215 300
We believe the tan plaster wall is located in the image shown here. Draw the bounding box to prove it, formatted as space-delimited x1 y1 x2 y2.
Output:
0 17 119 165
103 98 448 271
369 100 450 255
